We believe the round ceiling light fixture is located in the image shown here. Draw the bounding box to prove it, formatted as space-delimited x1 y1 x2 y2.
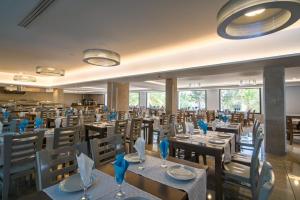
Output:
13 74 37 82
36 66 65 76
83 49 120 67
217 0 300 39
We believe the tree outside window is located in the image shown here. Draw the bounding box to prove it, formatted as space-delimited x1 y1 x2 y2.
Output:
178 90 206 109
129 92 139 107
220 88 261 113
147 92 165 108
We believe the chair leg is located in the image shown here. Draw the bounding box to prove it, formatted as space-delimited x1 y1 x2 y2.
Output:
290 132 293 145
202 155 207 165
2 175 10 200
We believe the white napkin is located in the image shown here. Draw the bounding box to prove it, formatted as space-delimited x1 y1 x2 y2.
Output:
185 122 194 134
0 121 3 134
76 153 94 186
153 117 160 130
55 118 61 128
96 114 102 122
56 110 60 117
134 137 145 161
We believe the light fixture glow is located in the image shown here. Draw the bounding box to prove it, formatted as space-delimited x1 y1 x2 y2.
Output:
217 0 300 39
240 80 257 86
83 49 120 67
36 66 65 76
13 74 37 82
245 8 266 17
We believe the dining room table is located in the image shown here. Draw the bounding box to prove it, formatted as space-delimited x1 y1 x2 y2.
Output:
23 151 208 200
169 130 236 200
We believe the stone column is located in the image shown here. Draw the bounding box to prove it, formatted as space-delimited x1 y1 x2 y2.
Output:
53 88 64 104
165 78 178 115
263 66 286 155
106 81 129 111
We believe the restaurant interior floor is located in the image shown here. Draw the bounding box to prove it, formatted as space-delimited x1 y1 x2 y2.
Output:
5 130 300 200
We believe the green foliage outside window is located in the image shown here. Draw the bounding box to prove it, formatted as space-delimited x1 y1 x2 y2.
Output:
147 92 165 107
178 90 206 109
129 92 139 107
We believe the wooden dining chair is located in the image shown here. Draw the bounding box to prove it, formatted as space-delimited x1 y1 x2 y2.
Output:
174 122 186 134
67 115 79 127
35 146 78 191
206 110 215 122
286 116 300 145
117 111 126 120
223 133 264 198
1 131 44 200
2 120 17 133
237 119 261 150
176 111 185 123
255 161 275 200
156 114 171 144
115 119 128 135
90 134 124 168
126 118 143 153
53 126 80 149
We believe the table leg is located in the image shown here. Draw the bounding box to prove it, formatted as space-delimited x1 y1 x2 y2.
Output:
148 122 153 145
215 152 223 200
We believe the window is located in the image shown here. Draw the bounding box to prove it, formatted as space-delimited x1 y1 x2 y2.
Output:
178 90 206 109
220 88 261 113
129 92 139 107
147 92 165 108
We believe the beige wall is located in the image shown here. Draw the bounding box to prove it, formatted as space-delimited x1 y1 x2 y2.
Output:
0 91 83 106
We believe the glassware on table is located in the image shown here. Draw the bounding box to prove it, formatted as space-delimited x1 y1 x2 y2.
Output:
80 175 92 200
159 138 169 168
114 169 126 199
114 154 129 199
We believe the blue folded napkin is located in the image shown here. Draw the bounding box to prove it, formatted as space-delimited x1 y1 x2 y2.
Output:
35 117 44 129
3 111 10 119
111 112 117 120
197 120 208 134
159 137 169 160
19 119 29 133
114 154 129 184
222 115 228 122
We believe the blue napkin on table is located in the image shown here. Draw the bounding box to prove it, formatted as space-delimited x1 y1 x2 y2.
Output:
159 137 169 159
114 154 129 184
222 115 228 123
3 111 10 120
197 120 208 134
35 117 44 129
111 112 117 120
19 119 29 133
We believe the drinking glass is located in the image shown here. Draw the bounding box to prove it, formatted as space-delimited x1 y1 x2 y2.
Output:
114 169 126 199
80 176 92 200
160 146 169 168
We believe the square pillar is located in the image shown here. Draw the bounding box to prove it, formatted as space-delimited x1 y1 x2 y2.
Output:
263 66 286 155
107 82 129 111
165 78 178 115
53 88 64 104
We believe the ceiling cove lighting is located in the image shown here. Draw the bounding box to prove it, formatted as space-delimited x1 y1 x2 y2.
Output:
13 75 37 82
36 66 65 76
83 49 120 67
217 0 300 39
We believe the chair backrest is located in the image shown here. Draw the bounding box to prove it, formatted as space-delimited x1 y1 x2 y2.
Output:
83 114 95 124
115 119 128 135
118 111 126 120
25 120 35 132
252 119 261 145
129 118 143 141
256 161 275 200
231 113 244 123
175 122 186 134
3 131 44 175
161 115 170 129
2 120 17 133
53 126 80 149
90 134 124 167
67 115 79 127
250 131 264 195
177 111 185 123
206 110 215 122
35 146 78 191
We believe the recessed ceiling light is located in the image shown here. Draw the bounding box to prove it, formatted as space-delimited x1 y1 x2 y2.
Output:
217 0 300 39
244 8 266 17
83 49 120 67
36 66 65 76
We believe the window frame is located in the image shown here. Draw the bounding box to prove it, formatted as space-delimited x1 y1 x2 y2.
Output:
219 88 262 114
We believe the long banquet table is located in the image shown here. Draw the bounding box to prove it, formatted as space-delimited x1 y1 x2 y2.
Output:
169 131 236 200
23 151 207 200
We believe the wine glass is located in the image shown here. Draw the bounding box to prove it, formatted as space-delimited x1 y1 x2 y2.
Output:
114 168 126 199
159 141 169 168
80 175 92 200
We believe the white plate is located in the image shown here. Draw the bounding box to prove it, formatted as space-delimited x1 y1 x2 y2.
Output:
59 173 94 193
217 133 231 138
167 165 196 181
124 153 141 163
176 134 190 139
208 139 226 145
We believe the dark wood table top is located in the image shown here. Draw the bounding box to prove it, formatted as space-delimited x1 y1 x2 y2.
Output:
24 151 206 200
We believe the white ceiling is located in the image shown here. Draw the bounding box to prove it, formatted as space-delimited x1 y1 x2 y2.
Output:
1 0 300 87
